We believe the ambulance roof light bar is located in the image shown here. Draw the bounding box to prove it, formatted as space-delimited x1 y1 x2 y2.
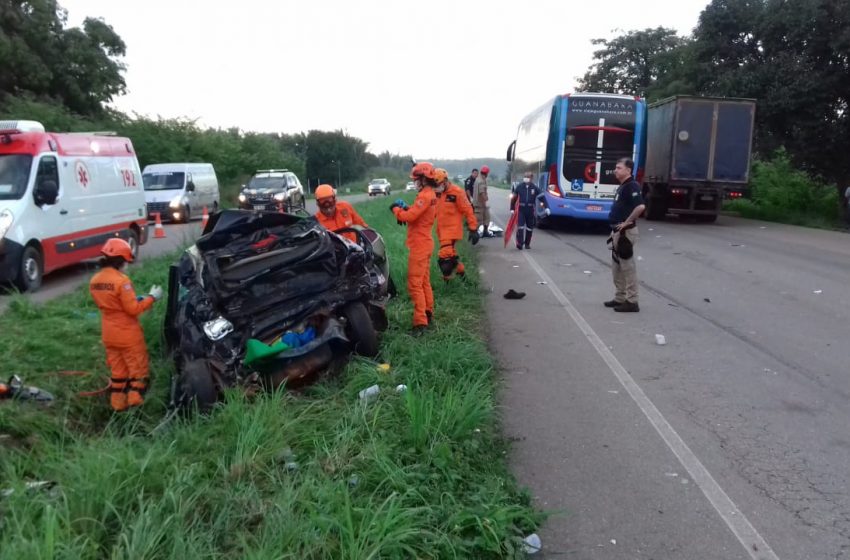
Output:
0 120 46 134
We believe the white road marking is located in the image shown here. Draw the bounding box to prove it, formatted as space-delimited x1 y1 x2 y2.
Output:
522 250 780 560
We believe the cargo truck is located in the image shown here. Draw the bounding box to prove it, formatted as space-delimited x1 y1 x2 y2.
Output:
642 96 756 222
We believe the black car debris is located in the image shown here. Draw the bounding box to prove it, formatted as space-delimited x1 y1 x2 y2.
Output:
164 209 391 412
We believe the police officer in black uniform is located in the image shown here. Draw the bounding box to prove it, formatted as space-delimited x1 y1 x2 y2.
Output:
511 171 540 249
605 158 646 312
464 168 478 201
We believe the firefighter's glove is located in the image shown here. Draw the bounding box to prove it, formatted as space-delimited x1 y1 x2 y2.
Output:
389 202 403 213
468 230 480 245
149 285 164 301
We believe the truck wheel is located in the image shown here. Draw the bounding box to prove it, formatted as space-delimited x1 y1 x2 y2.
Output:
343 301 379 358
645 197 667 221
15 245 43 292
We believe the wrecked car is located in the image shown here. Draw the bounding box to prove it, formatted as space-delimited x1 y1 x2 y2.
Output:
163 209 390 412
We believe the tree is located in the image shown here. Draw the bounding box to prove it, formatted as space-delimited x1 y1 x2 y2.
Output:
690 0 850 188
577 27 688 99
0 0 126 115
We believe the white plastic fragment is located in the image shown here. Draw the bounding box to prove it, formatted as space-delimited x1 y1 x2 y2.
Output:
583 270 592 275
655 334 667 346
358 385 380 401
522 533 542 554
813 290 823 294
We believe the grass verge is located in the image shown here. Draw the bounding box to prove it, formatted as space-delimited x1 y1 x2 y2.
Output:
0 196 540 559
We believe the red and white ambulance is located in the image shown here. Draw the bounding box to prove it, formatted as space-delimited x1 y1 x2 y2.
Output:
0 120 148 291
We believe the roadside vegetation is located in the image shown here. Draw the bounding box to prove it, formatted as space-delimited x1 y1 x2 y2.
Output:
723 149 842 229
0 196 540 559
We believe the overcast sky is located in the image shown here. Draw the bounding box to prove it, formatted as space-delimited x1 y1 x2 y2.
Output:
61 0 710 159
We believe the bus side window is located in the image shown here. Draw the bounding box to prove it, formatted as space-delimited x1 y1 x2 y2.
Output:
34 156 60 206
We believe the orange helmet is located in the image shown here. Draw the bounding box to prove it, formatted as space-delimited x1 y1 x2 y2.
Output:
433 168 448 184
101 238 134 262
315 184 335 200
410 162 435 180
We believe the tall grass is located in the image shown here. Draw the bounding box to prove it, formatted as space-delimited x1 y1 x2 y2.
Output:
0 196 540 558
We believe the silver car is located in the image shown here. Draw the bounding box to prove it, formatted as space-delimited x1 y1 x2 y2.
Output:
367 178 391 196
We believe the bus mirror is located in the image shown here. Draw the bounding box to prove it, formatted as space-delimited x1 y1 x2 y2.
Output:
506 140 516 162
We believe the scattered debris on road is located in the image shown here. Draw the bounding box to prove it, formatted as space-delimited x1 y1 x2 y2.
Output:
704 298 711 303
504 289 526 300
655 334 667 346
522 533 542 554
813 290 823 294
583 270 593 275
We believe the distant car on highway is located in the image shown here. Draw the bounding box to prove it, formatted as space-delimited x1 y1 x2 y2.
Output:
405 181 416 191
367 178 391 196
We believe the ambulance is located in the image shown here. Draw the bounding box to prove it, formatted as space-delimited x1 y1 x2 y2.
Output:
0 120 148 291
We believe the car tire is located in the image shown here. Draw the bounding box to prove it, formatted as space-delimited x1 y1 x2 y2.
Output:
179 359 218 414
182 204 191 224
15 245 43 292
127 229 140 261
342 301 379 358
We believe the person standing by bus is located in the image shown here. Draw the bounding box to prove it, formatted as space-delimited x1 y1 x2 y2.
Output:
434 168 479 280
511 171 540 249
605 158 645 313
473 165 491 237
391 162 438 336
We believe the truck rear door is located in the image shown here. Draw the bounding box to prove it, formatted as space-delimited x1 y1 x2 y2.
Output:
713 102 755 182
672 100 714 181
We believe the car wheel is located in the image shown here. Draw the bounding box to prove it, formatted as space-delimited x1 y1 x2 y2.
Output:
182 204 191 224
179 359 218 414
342 301 379 358
15 245 43 292
127 229 140 261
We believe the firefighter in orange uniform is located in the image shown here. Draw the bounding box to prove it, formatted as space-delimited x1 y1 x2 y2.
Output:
391 162 438 336
314 184 368 243
433 168 478 281
89 238 162 412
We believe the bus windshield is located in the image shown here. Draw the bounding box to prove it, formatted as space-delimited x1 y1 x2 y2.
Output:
0 154 33 200
563 97 637 190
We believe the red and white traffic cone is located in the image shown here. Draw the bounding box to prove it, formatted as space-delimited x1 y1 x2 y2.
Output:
153 213 166 239
201 206 209 230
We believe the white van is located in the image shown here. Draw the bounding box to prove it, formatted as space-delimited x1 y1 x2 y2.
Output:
142 163 220 223
0 120 148 291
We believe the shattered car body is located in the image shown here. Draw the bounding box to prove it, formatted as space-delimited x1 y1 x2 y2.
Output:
164 210 390 411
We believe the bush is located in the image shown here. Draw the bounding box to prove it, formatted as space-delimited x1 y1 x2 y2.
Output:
725 148 840 228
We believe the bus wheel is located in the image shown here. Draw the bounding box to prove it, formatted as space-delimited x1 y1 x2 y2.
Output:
15 245 43 292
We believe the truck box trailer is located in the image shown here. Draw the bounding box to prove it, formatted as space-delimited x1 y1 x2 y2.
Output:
642 96 756 222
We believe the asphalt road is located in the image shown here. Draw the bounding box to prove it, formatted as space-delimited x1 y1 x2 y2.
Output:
0 193 375 314
480 196 850 559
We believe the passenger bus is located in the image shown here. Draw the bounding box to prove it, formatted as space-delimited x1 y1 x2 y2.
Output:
506 93 648 224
